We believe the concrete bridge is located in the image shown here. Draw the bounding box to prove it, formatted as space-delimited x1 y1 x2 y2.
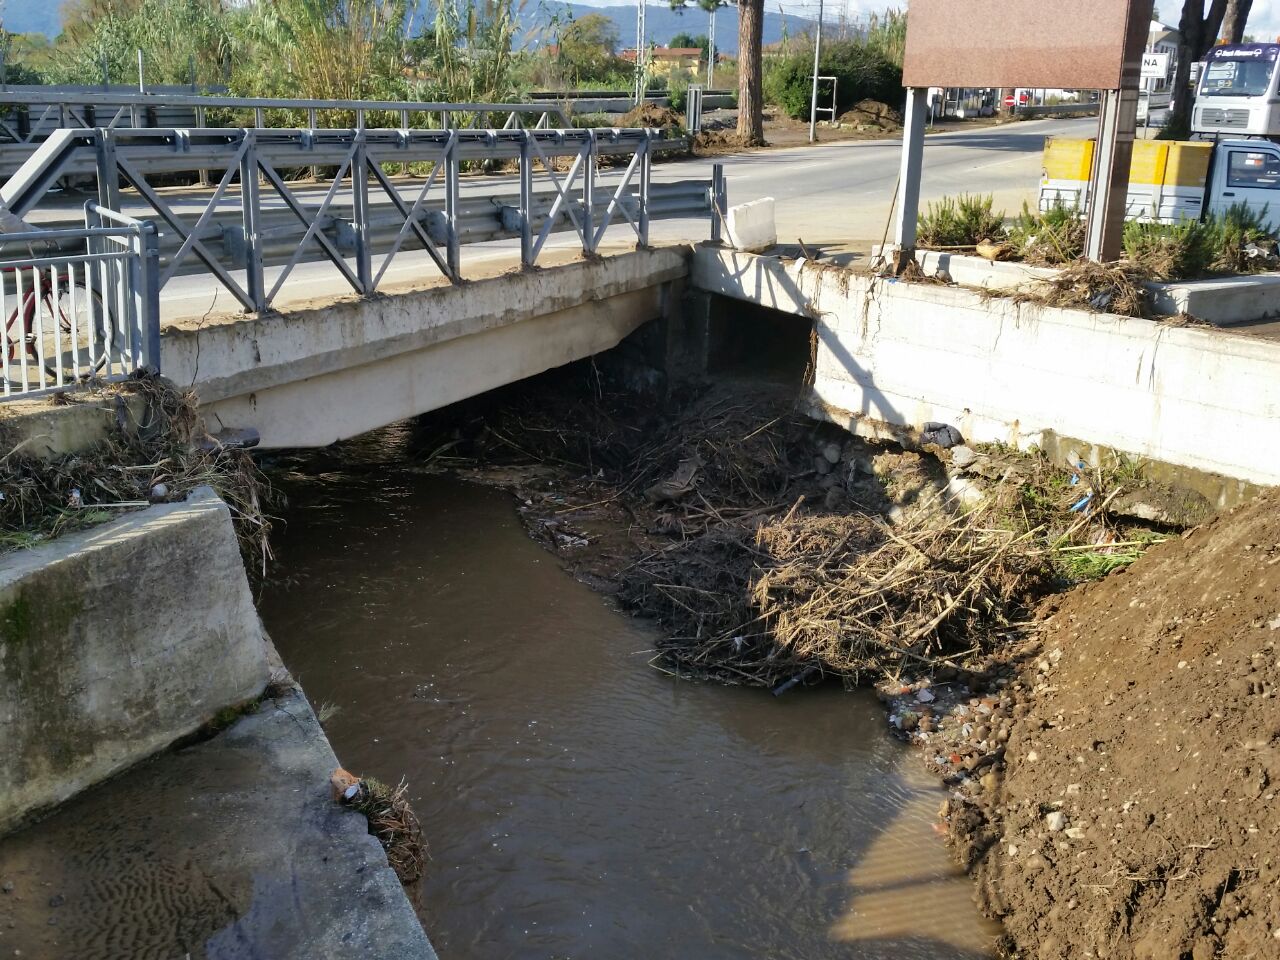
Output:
170 247 691 448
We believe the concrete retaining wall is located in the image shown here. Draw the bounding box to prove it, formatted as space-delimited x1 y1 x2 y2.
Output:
0 488 271 834
164 247 690 448
693 248 1280 491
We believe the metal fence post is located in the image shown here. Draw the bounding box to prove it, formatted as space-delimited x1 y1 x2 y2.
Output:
142 222 161 372
239 131 266 312
445 133 460 278
638 135 652 248
96 129 120 212
352 134 372 294
519 133 534 267
710 162 726 244
582 130 597 255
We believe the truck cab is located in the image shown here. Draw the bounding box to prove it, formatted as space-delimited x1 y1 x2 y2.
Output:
1192 43 1280 138
1207 139 1280 229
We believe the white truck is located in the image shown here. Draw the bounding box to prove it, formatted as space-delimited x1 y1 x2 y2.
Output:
1192 42 1280 139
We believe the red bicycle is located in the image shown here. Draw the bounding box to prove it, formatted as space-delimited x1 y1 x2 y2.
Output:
2 241 111 385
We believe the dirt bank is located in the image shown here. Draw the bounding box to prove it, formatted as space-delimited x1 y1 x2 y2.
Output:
939 491 1280 959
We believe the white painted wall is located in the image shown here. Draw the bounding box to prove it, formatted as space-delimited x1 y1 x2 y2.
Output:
694 248 1280 487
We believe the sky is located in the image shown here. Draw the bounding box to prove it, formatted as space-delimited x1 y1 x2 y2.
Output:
4 0 1280 47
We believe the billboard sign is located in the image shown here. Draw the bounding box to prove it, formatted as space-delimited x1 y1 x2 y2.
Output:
902 0 1152 90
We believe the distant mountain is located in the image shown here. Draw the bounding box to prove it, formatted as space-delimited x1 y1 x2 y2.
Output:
7 0 815 60
508 1 816 56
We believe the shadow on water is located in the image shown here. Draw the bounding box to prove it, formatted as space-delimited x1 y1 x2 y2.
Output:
257 422 1000 959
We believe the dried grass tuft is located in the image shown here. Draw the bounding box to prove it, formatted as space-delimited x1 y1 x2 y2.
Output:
345 777 426 885
1016 260 1150 318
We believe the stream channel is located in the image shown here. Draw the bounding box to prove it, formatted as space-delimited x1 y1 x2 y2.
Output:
259 422 1001 960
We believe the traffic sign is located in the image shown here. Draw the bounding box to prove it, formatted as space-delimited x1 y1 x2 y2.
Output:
1141 52 1170 80
1004 94 1016 107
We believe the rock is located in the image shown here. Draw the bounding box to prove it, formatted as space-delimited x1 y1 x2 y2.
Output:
1108 483 1213 529
897 711 919 732
915 687 936 703
1065 782 1082 796
1027 750 1039 763
821 442 842 464
918 716 936 733
950 444 978 469
1045 811 1067 832
980 771 1000 793
1 880 12 894
1064 826 1087 840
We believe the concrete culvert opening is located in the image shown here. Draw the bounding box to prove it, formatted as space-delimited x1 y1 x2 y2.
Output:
707 295 814 383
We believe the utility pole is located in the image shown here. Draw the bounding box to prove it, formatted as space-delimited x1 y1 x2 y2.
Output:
808 0 824 143
635 0 648 105
707 5 716 88
136 48 145 94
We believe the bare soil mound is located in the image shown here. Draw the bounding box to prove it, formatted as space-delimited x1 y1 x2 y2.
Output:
838 99 904 129
952 490 1280 959
619 103 684 130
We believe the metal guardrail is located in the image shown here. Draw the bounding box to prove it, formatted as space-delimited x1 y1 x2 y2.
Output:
1 125 697 316
1015 102 1101 118
0 90 572 144
0 207 159 399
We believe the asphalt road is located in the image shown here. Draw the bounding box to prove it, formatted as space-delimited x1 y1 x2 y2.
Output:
138 116 1096 321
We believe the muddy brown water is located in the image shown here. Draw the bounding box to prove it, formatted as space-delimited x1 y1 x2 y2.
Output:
257 423 1000 960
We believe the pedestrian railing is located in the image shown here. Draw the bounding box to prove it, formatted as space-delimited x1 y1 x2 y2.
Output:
0 207 159 400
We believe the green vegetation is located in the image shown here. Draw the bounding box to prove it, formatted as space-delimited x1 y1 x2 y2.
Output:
917 193 1276 284
1121 206 1275 281
1007 202 1085 265
916 194 1005 247
764 37 901 121
1121 217 1217 282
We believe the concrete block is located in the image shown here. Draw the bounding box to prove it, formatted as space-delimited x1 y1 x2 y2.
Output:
0 487 270 834
725 197 777 253
1146 274 1280 325
0 393 149 460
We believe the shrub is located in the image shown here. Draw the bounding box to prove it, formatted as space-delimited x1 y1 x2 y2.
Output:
668 75 690 114
1209 203 1274 274
1007 202 1085 264
1122 218 1217 281
917 194 1005 247
764 39 901 121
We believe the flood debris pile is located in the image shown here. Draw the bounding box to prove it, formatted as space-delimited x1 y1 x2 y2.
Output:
414 373 1184 689
332 767 426 886
0 376 271 566
624 500 1049 687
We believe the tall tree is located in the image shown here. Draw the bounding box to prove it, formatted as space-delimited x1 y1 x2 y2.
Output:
735 0 764 143
670 0 760 144
1221 0 1253 43
1167 0 1228 134
558 11 620 84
